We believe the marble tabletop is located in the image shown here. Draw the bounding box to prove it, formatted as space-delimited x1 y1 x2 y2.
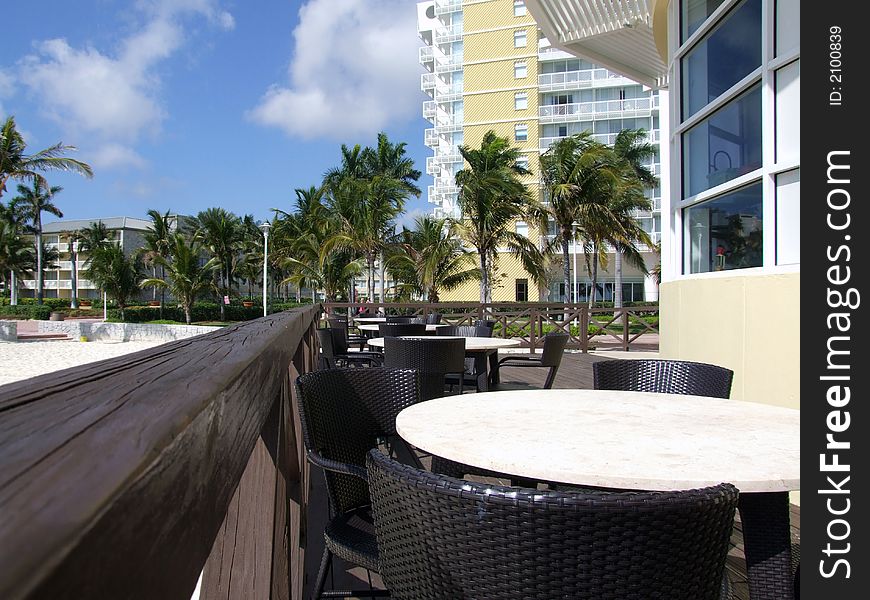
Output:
396 389 800 493
367 336 521 351
358 323 447 332
353 317 387 323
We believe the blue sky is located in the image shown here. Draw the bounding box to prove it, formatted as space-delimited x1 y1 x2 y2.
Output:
1 0 432 227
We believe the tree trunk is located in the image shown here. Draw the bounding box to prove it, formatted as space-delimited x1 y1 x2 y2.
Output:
160 265 166 320
151 267 157 301
478 251 487 304
184 306 192 324
70 245 79 309
35 230 43 304
295 286 301 304
219 267 226 321
10 270 18 305
614 250 623 309
562 231 571 303
588 242 598 309
378 253 386 304
367 254 375 306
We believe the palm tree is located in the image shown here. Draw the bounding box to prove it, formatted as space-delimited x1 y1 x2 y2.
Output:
77 221 114 256
1 116 93 198
142 234 219 324
139 209 174 314
11 180 63 304
611 129 658 308
536 133 616 303
0 220 33 302
386 216 478 302
84 245 142 321
194 208 241 321
453 130 548 303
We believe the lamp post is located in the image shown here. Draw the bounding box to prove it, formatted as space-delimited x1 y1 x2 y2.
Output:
260 220 271 318
70 239 79 310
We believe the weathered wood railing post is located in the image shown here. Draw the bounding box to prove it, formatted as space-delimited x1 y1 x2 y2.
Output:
580 307 590 353
0 305 321 600
622 308 630 351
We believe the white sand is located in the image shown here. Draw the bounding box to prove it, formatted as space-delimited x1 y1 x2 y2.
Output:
0 339 166 388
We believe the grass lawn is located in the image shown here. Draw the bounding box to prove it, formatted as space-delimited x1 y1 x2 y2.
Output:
143 319 235 327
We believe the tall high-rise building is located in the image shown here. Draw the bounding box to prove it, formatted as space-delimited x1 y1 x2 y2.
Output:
417 0 662 303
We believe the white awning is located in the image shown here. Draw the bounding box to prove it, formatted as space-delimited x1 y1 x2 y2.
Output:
527 0 668 89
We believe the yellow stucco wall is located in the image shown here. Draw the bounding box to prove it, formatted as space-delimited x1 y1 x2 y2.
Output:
463 58 538 93
464 89 538 124
659 271 800 409
463 0 537 31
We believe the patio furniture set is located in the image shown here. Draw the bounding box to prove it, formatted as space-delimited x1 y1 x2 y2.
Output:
301 314 800 599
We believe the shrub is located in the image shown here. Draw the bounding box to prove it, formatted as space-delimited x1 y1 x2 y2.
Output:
0 305 52 320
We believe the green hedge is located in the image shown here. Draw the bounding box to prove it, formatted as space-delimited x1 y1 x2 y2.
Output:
0 305 53 320
107 301 311 323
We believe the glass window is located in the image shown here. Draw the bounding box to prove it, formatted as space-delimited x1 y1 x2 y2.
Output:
682 0 727 41
681 0 762 119
683 182 763 273
776 169 800 265
516 221 529 237
775 60 800 164
516 155 529 171
515 278 529 302
682 84 762 197
514 30 527 48
515 124 528 141
514 1 527 17
515 92 528 110
514 61 527 78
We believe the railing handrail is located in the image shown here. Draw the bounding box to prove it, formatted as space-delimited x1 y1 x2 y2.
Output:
0 305 321 600
324 302 659 353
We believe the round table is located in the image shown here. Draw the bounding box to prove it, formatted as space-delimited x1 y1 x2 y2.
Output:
353 317 387 323
358 323 447 333
397 389 800 599
366 336 520 352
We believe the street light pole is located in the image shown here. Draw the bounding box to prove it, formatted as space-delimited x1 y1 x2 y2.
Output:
260 220 271 318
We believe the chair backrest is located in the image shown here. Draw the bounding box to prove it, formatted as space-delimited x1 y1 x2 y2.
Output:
540 332 569 367
383 337 466 400
436 324 492 338
474 319 496 330
379 322 428 337
316 328 341 369
386 315 422 323
295 368 421 514
367 450 737 600
426 312 443 324
593 359 734 398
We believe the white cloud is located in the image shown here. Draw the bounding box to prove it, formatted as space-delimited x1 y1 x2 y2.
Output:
90 143 148 170
13 0 233 168
395 208 428 232
248 0 421 140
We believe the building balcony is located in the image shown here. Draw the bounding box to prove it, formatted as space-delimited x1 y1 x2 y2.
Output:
537 68 634 91
539 98 655 123
434 0 462 16
540 130 656 150
419 46 435 69
434 53 463 74
421 72 438 92
423 101 437 119
424 128 441 148
433 85 463 102
434 23 463 44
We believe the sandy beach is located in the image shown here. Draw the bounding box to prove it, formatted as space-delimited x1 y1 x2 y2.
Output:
0 339 166 388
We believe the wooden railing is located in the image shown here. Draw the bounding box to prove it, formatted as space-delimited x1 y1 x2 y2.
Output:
323 302 659 352
0 305 322 600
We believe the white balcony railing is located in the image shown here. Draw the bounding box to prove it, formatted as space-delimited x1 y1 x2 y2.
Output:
423 101 437 119
419 46 435 66
537 68 629 91
424 128 441 148
434 23 463 43
539 131 656 150
434 0 462 16
421 72 437 91
539 98 654 122
434 53 463 74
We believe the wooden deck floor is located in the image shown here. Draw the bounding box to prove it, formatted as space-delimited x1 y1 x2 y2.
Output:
313 351 800 599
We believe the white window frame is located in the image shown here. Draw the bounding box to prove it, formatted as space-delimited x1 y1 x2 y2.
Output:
514 123 528 141
514 1 527 17
514 60 527 78
514 29 527 48
514 92 528 110
667 0 801 281
516 155 530 170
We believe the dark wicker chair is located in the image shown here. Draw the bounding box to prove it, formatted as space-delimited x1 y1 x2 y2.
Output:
495 332 569 389
593 359 734 398
378 322 427 338
474 318 497 330
436 324 493 338
327 316 366 350
386 315 424 324
437 325 493 392
295 368 423 599
366 450 738 600
425 312 443 324
316 328 382 369
383 336 466 401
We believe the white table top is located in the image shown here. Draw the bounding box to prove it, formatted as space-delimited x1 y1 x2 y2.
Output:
367 336 521 351
358 323 447 332
353 317 387 323
396 389 800 493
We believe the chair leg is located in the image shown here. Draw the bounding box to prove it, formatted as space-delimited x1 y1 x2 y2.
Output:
312 547 332 600
543 366 559 389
